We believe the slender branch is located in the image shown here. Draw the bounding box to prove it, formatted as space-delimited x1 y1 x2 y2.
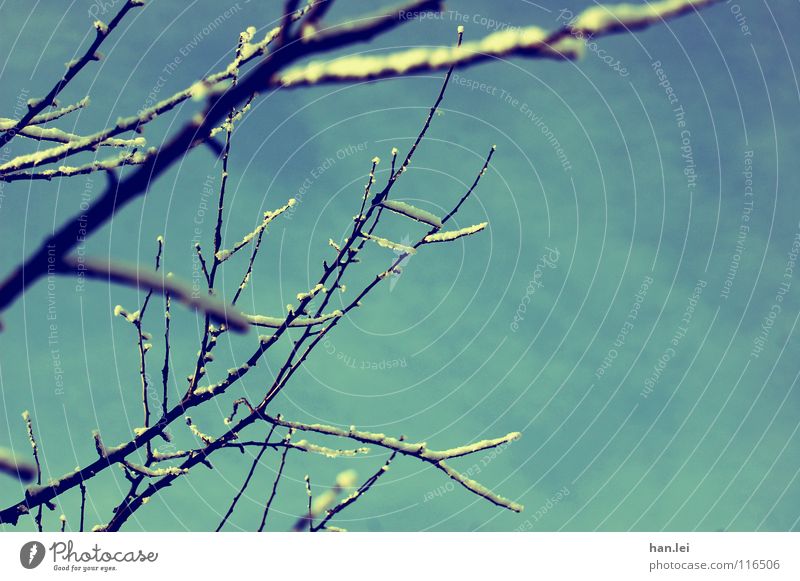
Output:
303 0 337 36
423 222 488 244
194 244 212 287
161 289 171 419
258 431 293 532
442 146 495 225
216 424 278 532
129 237 164 462
231 215 269 305
187 37 251 397
79 481 86 532
0 0 143 149
22 412 43 531
122 461 188 478
261 28 463 409
151 440 367 461
34 98 90 123
265 416 520 463
215 199 295 263
0 123 145 147
56 256 249 332
312 450 398 531
0 0 442 319
303 474 313 531
243 311 342 328
87 80 502 529
3 96 89 126
0 149 153 183
264 415 523 512
277 0 720 88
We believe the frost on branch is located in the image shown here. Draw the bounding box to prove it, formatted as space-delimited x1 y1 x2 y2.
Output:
380 200 443 228
423 222 488 244
361 233 417 255
244 310 343 328
265 415 524 513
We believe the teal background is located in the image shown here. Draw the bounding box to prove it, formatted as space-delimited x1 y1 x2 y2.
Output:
1 0 798 532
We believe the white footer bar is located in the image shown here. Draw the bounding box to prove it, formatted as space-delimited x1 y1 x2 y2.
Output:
1 532 797 579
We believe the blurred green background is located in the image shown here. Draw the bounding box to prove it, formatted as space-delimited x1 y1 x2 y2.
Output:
1 0 798 532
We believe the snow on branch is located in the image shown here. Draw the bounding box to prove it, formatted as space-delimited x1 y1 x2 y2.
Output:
264 415 524 512
215 199 296 262
243 310 343 328
423 222 488 244
276 0 719 88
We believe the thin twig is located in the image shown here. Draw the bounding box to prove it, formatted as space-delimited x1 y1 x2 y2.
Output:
276 0 719 88
303 474 313 531
0 0 142 149
0 0 719 530
79 481 86 532
313 450 399 532
22 411 43 531
161 287 171 418
216 424 277 532
0 0 443 317
60 256 249 332
258 431 293 532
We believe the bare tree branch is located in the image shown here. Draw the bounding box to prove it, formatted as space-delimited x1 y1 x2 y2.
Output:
22 412 43 531
258 431 293 532
216 425 278 532
276 0 719 88
312 450 398 531
0 447 37 482
56 256 250 332
0 0 143 149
